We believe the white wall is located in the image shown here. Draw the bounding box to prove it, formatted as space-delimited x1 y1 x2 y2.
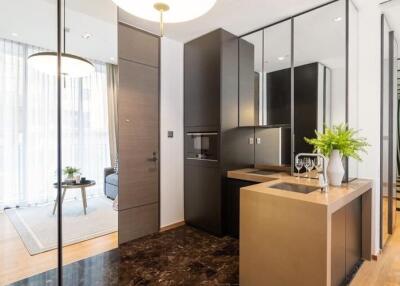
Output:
353 0 382 255
160 37 184 228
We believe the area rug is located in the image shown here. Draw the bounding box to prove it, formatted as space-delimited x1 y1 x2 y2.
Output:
5 197 117 255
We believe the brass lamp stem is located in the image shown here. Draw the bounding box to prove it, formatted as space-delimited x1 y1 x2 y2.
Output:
154 2 170 37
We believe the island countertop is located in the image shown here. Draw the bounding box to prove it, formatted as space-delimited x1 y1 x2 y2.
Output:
228 168 372 214
236 168 373 286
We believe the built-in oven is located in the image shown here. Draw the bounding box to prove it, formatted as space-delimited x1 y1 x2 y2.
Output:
185 132 218 162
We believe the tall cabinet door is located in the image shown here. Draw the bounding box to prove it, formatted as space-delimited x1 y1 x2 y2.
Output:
118 23 160 244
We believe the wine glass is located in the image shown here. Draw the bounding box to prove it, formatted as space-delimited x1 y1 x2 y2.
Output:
304 158 315 178
314 157 323 173
295 158 304 177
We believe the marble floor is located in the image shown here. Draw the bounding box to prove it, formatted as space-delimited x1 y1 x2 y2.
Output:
10 226 239 286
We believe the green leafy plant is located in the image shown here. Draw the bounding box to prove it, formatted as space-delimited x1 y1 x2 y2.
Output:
304 124 369 160
63 166 80 177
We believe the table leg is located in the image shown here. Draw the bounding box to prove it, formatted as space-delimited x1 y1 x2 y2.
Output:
53 188 67 215
81 187 87 215
52 193 58 215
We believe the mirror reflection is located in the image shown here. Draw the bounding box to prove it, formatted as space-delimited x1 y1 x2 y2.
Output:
293 0 346 156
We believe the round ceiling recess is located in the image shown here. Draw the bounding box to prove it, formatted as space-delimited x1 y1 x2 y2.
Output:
112 0 217 23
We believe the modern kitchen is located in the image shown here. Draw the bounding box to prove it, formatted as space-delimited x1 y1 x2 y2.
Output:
3 0 400 285
184 0 373 285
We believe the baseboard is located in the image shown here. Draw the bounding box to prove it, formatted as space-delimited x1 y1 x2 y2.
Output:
160 221 185 232
372 249 382 261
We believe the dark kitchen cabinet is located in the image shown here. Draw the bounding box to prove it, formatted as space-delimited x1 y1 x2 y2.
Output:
267 68 291 126
184 164 222 234
223 178 257 238
239 38 257 127
184 29 254 236
331 197 362 286
184 31 221 129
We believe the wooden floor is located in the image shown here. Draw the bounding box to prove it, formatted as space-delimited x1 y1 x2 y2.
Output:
0 213 118 286
351 213 400 285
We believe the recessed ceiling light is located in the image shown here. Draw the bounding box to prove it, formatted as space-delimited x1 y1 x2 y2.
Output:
278 56 286 61
110 57 115 61
81 33 92 39
11 32 18 37
333 17 342 22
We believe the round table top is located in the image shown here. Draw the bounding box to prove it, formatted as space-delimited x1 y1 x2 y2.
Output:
53 180 96 189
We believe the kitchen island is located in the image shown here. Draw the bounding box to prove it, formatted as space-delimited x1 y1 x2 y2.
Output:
228 169 373 286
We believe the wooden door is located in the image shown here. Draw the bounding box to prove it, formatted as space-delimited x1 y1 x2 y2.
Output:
117 24 160 244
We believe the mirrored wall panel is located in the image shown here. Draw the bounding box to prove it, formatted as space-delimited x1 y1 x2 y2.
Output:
239 30 262 127
293 0 346 156
262 20 292 127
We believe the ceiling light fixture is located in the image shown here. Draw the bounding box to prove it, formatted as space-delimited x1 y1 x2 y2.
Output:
277 56 286 61
11 32 19 37
111 0 217 37
27 1 94 78
333 16 342 22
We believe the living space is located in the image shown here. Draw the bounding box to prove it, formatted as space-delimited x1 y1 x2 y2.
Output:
0 0 119 283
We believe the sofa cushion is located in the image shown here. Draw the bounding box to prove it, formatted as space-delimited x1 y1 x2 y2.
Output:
106 173 118 186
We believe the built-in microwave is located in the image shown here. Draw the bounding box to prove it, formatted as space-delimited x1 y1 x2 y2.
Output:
185 132 218 162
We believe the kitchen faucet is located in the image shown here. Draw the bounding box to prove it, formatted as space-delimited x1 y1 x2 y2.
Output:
295 153 328 192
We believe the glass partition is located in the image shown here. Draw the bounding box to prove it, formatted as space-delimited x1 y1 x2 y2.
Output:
0 0 59 284
62 0 118 282
348 0 360 180
381 16 391 246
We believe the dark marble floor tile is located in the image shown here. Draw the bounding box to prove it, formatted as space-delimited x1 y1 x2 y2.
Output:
10 226 239 286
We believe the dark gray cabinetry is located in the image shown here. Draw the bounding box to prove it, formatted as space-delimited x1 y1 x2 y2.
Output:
239 39 257 127
331 197 362 286
223 179 257 238
266 69 291 126
184 31 221 129
184 29 254 236
294 63 320 155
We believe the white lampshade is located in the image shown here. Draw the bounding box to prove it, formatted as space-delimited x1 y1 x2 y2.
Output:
112 0 217 23
27 52 95 78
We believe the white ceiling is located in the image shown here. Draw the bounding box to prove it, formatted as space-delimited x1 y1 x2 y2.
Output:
0 0 382 66
0 0 117 64
119 0 335 42
241 0 346 73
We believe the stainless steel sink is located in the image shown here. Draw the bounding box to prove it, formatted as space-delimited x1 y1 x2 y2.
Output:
269 182 319 194
249 170 277 176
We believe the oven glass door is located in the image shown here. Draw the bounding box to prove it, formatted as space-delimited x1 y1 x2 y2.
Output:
185 132 218 162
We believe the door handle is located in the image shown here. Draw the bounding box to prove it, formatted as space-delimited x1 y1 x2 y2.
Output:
147 152 158 162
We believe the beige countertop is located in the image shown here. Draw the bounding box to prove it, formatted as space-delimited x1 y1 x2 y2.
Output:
228 168 373 214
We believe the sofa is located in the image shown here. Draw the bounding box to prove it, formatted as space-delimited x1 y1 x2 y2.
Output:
104 167 118 200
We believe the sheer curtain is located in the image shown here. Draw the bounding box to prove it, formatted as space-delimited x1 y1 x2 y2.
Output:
0 38 110 209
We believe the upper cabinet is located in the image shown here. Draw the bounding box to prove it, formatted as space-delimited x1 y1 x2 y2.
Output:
184 31 221 129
